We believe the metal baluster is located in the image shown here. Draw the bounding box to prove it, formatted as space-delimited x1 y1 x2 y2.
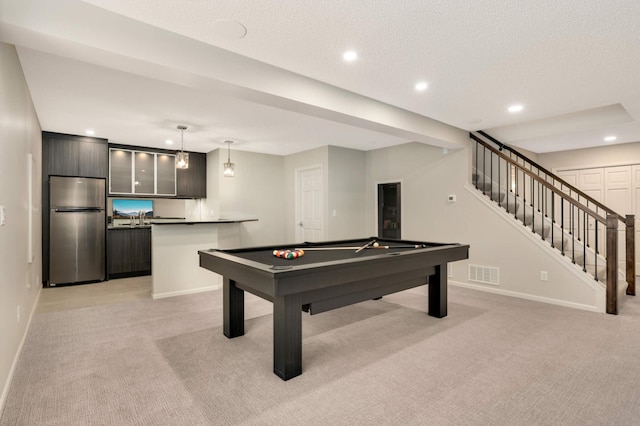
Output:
582 211 587 272
506 163 511 213
551 192 555 248
498 156 501 208
560 199 565 255
571 203 575 264
594 220 599 281
531 174 536 234
490 152 494 201
483 145 486 195
577 202 581 242
515 166 519 220
474 141 478 189
541 185 546 241
521 168 526 224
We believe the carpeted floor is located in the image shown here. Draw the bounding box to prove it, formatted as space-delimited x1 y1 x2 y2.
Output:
3 283 640 425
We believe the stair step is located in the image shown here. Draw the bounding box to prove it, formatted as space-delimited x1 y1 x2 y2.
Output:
585 264 607 282
572 251 605 267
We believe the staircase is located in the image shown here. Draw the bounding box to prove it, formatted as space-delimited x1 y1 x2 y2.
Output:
470 132 635 314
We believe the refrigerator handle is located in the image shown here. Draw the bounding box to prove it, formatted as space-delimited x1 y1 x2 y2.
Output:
52 207 103 213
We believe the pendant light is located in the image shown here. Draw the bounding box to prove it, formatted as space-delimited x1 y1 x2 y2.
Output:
175 125 189 169
223 140 235 177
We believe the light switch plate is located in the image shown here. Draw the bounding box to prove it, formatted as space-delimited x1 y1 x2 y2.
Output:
0 205 6 226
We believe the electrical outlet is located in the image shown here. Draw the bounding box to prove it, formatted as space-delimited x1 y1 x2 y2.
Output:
0 205 6 226
540 271 548 281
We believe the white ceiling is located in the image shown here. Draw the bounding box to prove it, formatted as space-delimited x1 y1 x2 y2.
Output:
1 0 640 155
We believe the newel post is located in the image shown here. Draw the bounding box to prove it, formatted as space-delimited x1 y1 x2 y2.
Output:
606 214 618 315
626 215 636 296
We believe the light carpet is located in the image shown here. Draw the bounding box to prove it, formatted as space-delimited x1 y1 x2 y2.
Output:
2 286 640 425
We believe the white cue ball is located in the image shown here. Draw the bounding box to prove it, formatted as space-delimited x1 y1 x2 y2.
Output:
373 242 379 247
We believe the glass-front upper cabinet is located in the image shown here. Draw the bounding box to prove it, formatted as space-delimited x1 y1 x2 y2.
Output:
109 149 133 193
109 148 176 196
134 152 155 194
156 154 176 195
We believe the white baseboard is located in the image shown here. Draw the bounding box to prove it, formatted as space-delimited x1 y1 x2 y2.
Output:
450 279 602 313
152 284 221 300
1 286 42 415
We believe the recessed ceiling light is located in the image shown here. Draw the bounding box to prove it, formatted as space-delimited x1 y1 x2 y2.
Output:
343 50 358 62
508 104 524 113
415 81 428 92
604 135 617 142
165 139 174 145
85 129 95 135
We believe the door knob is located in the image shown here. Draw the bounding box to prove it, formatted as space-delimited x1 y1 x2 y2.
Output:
298 222 303 227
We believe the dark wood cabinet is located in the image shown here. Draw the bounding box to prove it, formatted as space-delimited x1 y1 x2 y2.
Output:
79 139 108 178
43 132 108 178
46 137 78 176
107 227 151 278
176 152 207 198
42 132 108 285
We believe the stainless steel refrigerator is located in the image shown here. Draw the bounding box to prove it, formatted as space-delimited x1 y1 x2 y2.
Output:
49 176 106 285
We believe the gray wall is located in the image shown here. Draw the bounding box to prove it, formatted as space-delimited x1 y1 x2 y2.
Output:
0 43 42 409
364 142 603 310
282 145 367 242
205 148 286 246
327 146 367 240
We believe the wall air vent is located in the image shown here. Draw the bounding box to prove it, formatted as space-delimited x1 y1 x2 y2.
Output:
468 264 499 286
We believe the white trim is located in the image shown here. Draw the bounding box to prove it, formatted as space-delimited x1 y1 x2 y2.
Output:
1 286 42 413
152 284 221 300
450 279 603 313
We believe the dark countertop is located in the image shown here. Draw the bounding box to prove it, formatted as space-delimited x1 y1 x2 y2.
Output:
108 225 151 230
108 218 258 229
150 218 258 225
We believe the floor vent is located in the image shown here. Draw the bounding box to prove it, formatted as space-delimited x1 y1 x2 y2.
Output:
468 264 500 286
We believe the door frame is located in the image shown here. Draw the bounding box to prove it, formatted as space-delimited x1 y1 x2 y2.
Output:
374 179 403 238
295 165 324 242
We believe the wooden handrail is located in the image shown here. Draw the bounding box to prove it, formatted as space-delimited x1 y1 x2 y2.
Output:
471 132 636 314
472 134 606 223
473 132 626 223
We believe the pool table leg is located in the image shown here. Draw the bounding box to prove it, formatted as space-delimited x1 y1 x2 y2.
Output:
223 277 244 338
428 263 447 318
273 294 302 380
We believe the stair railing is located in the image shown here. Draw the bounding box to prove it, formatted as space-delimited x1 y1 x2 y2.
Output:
470 132 635 314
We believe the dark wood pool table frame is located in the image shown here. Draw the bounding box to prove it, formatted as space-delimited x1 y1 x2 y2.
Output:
199 237 469 380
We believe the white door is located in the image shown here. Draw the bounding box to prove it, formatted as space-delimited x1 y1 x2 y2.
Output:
633 165 640 273
556 169 579 236
605 166 632 272
578 168 605 253
297 166 324 242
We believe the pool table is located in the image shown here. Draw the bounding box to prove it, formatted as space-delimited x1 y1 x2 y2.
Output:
198 237 469 380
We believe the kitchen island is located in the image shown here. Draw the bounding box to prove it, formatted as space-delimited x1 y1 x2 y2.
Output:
151 219 257 299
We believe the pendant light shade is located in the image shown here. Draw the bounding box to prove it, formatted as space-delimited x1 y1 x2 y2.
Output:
223 140 235 177
176 125 189 169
